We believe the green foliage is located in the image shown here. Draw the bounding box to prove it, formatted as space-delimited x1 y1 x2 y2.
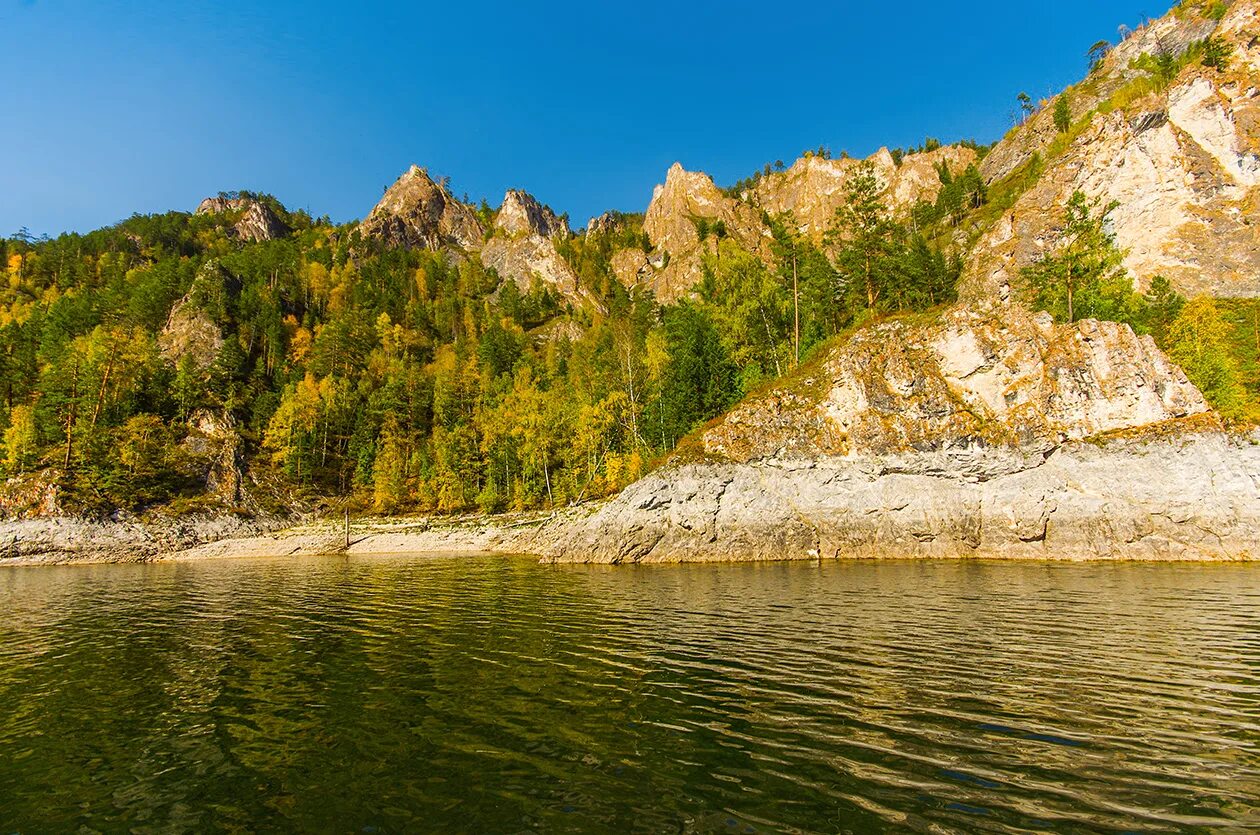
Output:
1054 95 1072 134
0 194 768 515
1022 191 1128 323
1088 39 1113 73
1201 35 1233 70
1166 297 1248 420
823 161 961 318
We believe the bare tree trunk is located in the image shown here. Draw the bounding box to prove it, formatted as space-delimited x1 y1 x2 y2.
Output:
793 253 800 366
63 360 79 469
89 349 116 428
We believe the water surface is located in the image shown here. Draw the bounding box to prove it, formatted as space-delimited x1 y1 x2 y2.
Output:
1 556 1258 832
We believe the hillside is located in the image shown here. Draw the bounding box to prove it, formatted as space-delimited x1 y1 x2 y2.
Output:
1 0 1259 563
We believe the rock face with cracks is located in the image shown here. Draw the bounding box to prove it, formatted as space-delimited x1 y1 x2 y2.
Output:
481 190 589 305
359 165 484 251
534 435 1260 564
969 0 1260 298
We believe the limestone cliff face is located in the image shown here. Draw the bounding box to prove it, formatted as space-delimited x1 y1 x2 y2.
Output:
535 436 1260 564
980 4 1223 184
585 211 626 238
194 196 289 242
969 0 1260 298
481 190 588 305
359 165 485 251
159 262 230 371
233 201 289 242
753 146 979 242
611 146 979 300
701 304 1207 463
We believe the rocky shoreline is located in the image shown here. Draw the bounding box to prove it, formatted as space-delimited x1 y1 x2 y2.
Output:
532 434 1260 564
3 434 1257 567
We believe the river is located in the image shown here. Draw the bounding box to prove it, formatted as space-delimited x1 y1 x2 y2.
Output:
1 555 1258 832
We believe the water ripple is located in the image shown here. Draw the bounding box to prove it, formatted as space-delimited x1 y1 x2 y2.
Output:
1 557 1259 832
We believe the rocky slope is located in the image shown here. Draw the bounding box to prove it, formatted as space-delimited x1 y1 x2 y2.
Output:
534 434 1260 563
611 162 772 301
753 146 979 242
968 0 1260 298
610 145 981 301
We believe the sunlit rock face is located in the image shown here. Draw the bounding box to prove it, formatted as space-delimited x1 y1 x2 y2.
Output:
968 0 1260 299
359 165 484 251
481 190 590 306
195 196 289 242
752 146 978 242
699 304 1207 463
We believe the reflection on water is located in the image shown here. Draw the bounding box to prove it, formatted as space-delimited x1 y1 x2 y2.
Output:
1 556 1258 832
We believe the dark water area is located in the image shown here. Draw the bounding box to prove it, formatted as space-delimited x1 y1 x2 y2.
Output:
1 555 1258 833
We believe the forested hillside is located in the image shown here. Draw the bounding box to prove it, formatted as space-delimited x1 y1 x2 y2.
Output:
4 0 1258 522
0 163 969 516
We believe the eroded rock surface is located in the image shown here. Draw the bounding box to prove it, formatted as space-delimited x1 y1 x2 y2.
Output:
970 1 1260 297
195 196 289 242
481 190 588 304
535 436 1260 563
703 305 1207 462
614 163 772 301
753 146 978 242
528 303 1254 564
359 165 484 251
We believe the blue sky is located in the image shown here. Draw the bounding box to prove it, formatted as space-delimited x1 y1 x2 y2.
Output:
2 0 1163 236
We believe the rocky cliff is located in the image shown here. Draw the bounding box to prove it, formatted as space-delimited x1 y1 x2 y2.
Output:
610 163 772 301
481 190 590 305
700 304 1207 463
969 0 1260 298
359 165 485 250
610 145 981 301
534 434 1260 563
753 146 979 242
195 196 290 242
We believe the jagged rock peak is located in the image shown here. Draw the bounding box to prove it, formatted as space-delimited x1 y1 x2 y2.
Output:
586 211 625 237
360 164 484 251
481 190 586 306
196 196 250 215
495 189 569 239
752 144 979 242
193 195 289 242
234 202 289 242
604 161 774 302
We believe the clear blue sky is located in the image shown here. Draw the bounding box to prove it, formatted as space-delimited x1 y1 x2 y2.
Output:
1 0 1165 237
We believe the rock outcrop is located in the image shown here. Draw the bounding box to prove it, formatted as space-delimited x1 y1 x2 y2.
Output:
701 304 1207 462
481 190 589 304
610 146 981 300
525 302 1258 564
233 201 289 242
753 146 979 242
158 261 235 370
195 196 290 242
969 0 1260 298
585 211 627 237
359 165 485 250
613 163 772 301
534 435 1260 563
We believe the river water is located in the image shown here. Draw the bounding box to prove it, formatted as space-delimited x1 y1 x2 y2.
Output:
1 555 1258 832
